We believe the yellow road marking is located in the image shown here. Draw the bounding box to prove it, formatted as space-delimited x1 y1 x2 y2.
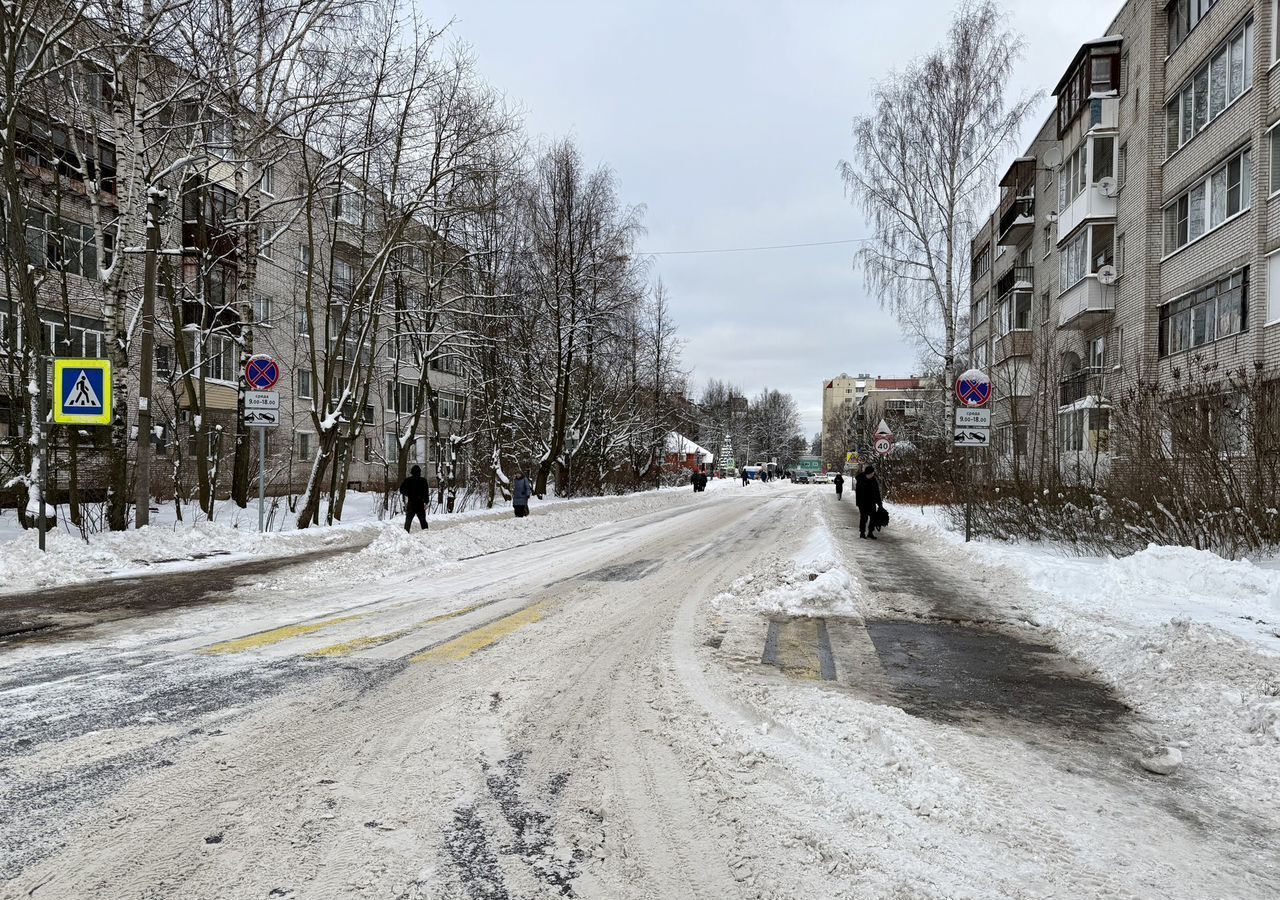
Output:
777 618 822 680
307 603 487 657
410 602 549 664
203 615 362 655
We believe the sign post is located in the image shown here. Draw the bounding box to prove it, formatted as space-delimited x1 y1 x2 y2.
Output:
243 355 282 532
953 368 991 543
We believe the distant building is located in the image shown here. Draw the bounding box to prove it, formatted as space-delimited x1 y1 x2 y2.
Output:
664 432 714 473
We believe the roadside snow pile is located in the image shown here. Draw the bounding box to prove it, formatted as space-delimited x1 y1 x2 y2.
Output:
896 507 1280 822
0 484 725 595
707 524 864 621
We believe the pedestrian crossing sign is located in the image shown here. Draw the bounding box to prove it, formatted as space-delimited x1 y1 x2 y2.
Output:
53 359 112 425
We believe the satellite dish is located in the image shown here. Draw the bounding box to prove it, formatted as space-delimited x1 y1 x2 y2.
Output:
1098 176 1119 198
1042 146 1064 170
1097 265 1118 286
1046 211 1059 224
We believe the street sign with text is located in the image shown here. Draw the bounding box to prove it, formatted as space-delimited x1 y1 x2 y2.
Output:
244 390 279 428
954 407 992 429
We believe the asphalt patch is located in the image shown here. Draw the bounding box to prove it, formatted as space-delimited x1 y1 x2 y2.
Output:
865 618 1129 733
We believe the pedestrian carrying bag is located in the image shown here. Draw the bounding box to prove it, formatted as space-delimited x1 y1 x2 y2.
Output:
873 507 890 529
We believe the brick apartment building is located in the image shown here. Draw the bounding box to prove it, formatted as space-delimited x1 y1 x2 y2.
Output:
971 0 1280 484
0 16 467 506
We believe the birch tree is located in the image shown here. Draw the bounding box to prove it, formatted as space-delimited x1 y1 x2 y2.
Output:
840 0 1038 403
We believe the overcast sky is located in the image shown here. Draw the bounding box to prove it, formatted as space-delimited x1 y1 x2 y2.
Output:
424 0 1121 435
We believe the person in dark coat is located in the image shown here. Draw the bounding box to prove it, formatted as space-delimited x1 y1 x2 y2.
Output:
512 471 533 518
854 465 884 540
834 472 845 500
741 469 749 487
399 464 429 532
692 471 708 492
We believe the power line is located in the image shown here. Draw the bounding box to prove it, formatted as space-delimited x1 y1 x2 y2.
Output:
642 238 868 256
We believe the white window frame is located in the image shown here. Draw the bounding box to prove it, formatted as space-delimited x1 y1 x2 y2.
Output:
1165 18 1254 158
260 163 275 196
1162 147 1252 258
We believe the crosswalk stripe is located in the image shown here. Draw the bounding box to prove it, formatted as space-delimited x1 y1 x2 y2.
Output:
410 602 548 663
202 615 363 655
307 603 488 657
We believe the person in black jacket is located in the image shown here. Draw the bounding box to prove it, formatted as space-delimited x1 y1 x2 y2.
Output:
834 472 845 500
399 464 429 532
854 465 884 540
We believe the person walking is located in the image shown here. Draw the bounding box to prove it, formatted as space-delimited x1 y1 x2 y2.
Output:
854 465 884 540
399 464 429 533
512 470 533 518
834 471 845 500
741 468 750 487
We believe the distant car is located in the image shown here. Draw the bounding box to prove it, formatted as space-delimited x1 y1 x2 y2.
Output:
792 471 811 484
812 472 832 484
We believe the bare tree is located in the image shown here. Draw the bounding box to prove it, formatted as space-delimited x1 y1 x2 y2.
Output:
840 0 1039 405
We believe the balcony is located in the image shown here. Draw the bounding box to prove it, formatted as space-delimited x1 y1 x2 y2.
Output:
1056 181 1116 240
1059 368 1106 407
996 266 1034 299
998 192 1035 247
994 329 1032 363
1057 275 1115 330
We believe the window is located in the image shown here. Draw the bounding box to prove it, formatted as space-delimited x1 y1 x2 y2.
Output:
973 340 989 369
1118 142 1128 187
201 334 236 382
972 292 988 323
385 432 400 463
79 64 115 111
1159 268 1248 356
1165 18 1253 155
387 381 418 414
334 259 355 296
252 295 272 325
258 220 276 260
297 368 313 399
1058 408 1110 452
261 164 275 196
1093 135 1115 182
1088 336 1107 370
1163 147 1252 253
1270 125 1280 196
208 114 233 159
997 294 1031 335
1171 394 1245 455
972 244 991 280
297 308 311 336
298 432 313 458
155 344 171 378
334 183 364 225
1057 47 1120 134
1061 229 1089 290
1116 233 1125 277
298 244 312 274
1042 225 1052 258
1168 0 1217 52
1269 250 1280 323
1058 142 1088 209
24 213 109 278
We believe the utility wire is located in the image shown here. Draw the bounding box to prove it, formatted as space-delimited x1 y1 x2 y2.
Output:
642 238 868 256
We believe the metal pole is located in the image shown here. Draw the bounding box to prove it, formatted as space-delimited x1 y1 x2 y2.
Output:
258 427 265 533
36 367 47 552
965 445 973 543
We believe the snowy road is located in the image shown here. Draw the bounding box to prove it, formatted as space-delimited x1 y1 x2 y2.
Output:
1 485 1277 898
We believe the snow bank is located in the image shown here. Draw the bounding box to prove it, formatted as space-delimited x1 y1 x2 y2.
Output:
0 483 734 595
896 507 1280 816
757 526 863 619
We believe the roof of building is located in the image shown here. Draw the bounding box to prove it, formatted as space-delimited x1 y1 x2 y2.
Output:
665 432 715 463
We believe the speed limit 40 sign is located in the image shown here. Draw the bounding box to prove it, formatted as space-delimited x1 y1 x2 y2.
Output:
874 436 892 456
